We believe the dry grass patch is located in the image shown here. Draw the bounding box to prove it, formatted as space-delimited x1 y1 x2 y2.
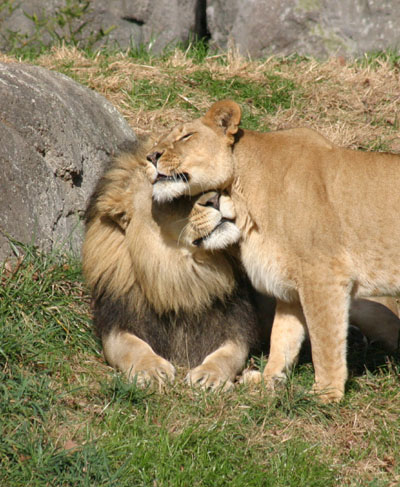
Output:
28 46 400 152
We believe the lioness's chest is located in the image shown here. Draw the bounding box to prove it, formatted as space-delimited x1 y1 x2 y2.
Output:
239 229 297 302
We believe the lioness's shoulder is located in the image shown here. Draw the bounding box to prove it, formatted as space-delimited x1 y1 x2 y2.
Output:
239 127 336 154
274 127 335 150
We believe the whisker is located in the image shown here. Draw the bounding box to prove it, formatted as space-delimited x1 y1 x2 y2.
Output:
173 216 190 224
177 172 191 197
177 220 190 246
198 180 208 196
181 173 192 198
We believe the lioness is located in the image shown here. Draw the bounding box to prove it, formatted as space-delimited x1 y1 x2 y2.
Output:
147 100 400 402
82 142 263 390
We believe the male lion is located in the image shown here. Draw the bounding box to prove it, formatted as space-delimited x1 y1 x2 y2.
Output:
82 142 264 390
147 100 400 402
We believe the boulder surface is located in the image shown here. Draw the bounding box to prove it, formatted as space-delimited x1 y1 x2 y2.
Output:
0 62 136 260
207 0 400 59
0 0 399 58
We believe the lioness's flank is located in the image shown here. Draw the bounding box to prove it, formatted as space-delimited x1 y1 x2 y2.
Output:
147 100 400 402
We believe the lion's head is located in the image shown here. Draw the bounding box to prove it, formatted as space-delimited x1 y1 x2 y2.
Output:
147 100 242 203
83 149 242 316
184 191 240 250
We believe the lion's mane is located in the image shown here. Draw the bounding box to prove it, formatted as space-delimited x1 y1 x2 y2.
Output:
82 142 262 368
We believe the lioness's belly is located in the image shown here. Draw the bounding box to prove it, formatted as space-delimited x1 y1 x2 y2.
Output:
240 233 297 302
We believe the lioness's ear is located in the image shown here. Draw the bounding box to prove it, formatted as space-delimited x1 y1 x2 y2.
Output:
202 100 241 143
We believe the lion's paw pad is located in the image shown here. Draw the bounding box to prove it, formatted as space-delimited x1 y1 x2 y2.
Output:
128 358 176 389
185 366 233 392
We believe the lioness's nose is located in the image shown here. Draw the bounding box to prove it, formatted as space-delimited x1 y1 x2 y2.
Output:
147 151 163 166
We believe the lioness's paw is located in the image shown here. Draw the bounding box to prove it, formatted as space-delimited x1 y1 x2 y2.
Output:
239 370 263 385
239 370 286 390
127 356 176 389
185 365 234 392
144 162 157 184
311 383 344 404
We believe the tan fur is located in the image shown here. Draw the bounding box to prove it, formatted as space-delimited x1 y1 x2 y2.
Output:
103 329 176 387
186 340 249 391
84 147 236 315
82 142 261 390
148 100 400 402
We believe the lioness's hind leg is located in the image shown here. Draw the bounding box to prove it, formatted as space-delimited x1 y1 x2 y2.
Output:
186 340 249 391
103 330 176 388
241 300 306 388
350 298 400 352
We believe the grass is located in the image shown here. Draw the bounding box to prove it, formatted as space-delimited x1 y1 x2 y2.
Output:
1 42 400 486
1 246 400 486
7 41 396 150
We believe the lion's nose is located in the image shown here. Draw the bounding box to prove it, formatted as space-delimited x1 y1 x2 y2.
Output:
202 193 220 210
146 151 163 166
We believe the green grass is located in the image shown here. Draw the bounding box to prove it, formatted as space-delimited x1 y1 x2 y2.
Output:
1 246 399 486
357 49 400 70
123 68 300 130
182 70 299 129
1 42 400 486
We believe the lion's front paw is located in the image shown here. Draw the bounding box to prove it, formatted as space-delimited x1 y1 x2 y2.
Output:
185 364 233 392
144 162 157 184
127 356 176 389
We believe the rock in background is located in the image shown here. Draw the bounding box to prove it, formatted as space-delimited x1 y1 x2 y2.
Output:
0 62 136 261
206 0 400 59
0 0 202 54
0 0 399 58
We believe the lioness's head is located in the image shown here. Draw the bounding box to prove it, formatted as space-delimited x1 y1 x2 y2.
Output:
184 191 240 250
147 100 241 202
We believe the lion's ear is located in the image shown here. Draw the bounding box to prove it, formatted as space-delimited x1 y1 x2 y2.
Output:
97 192 132 231
202 100 241 143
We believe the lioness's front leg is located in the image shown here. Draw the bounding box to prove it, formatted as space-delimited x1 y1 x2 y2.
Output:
186 340 249 391
241 300 306 387
103 330 176 388
299 279 349 403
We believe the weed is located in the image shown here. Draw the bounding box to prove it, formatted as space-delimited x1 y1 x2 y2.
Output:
358 49 400 70
1 0 115 59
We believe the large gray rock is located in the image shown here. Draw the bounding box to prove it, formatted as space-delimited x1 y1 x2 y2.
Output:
0 62 136 260
0 0 200 53
1 0 399 58
207 0 400 59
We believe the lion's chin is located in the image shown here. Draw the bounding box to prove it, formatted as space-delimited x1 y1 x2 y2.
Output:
152 180 188 202
196 222 241 250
